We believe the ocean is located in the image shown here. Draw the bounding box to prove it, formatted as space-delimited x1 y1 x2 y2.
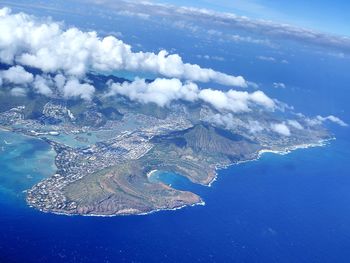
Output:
0 3 349 262
0 125 349 263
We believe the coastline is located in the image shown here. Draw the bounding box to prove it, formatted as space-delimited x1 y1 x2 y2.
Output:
34 138 333 218
2 125 334 217
29 200 206 218
207 137 334 188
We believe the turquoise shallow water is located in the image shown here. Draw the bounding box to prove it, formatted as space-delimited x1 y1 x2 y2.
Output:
0 4 349 261
0 130 56 205
148 170 206 195
0 127 350 263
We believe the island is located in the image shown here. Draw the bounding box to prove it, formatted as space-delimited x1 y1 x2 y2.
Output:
0 71 331 216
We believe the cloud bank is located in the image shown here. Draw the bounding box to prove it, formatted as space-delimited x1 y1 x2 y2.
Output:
0 65 95 101
106 78 199 107
1 65 33 85
314 115 348 127
0 7 246 87
107 78 276 113
83 0 350 54
0 6 346 136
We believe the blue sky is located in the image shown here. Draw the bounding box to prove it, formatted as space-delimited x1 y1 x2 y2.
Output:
1 0 348 36
157 0 350 36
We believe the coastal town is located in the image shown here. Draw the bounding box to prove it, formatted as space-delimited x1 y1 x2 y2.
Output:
0 94 330 216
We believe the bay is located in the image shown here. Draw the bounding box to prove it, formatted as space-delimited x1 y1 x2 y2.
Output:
0 129 350 262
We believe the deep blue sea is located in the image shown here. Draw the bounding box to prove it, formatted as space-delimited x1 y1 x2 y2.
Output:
0 2 350 262
1 125 350 263
0 38 349 263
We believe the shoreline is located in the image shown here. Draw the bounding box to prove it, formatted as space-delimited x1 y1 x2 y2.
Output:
1 126 334 217
29 200 206 218
207 137 334 188
33 138 332 218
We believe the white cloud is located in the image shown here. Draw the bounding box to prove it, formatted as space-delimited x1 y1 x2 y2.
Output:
106 78 199 107
33 75 53 96
199 89 247 112
0 8 247 87
199 89 274 113
304 115 348 127
204 113 233 129
228 34 272 46
54 74 66 90
249 90 275 109
273 82 286 89
89 0 350 54
287 120 304 130
61 78 95 101
172 20 200 33
202 113 267 134
206 29 273 47
10 87 26 96
107 78 276 113
0 64 94 100
317 115 348 127
257 56 276 62
1 65 33 85
248 120 265 133
116 10 150 20
257 57 290 64
197 54 225 61
271 123 291 136
200 89 276 112
247 81 259 89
